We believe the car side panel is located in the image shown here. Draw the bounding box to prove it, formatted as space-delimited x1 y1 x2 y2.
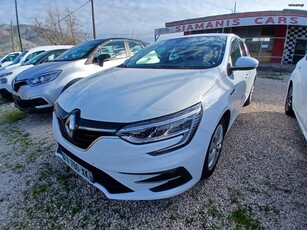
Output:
292 57 307 140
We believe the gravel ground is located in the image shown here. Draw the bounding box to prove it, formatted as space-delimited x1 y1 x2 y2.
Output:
0 68 306 229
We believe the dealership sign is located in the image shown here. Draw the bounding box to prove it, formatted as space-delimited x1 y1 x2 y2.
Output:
155 16 307 35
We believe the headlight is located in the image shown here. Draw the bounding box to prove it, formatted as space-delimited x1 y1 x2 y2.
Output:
26 71 61 86
116 103 202 155
0 72 13 78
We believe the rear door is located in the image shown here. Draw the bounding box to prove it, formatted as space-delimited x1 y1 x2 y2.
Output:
237 39 256 100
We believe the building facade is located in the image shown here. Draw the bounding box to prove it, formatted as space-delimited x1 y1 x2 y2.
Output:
155 9 307 64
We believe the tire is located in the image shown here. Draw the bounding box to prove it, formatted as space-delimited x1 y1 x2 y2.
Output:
285 84 295 117
244 80 255 106
0 91 12 99
201 118 225 179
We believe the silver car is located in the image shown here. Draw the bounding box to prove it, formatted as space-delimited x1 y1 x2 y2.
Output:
12 38 148 113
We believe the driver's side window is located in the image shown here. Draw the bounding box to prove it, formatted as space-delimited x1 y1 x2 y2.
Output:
94 41 127 61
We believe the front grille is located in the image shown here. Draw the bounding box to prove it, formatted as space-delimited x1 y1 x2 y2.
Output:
58 119 116 149
55 103 124 149
58 144 133 194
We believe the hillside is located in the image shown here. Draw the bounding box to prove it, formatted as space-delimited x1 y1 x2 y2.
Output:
0 24 52 56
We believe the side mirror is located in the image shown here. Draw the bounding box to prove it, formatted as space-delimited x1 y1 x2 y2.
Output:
228 57 259 75
98 54 111 67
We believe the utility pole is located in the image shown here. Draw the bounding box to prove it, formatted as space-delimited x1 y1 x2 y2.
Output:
15 0 23 51
10 21 15 51
91 0 96 39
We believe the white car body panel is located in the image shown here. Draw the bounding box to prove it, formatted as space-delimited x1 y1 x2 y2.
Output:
290 55 307 140
61 67 224 122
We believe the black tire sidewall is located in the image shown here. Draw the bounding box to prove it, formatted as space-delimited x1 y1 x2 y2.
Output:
285 85 295 117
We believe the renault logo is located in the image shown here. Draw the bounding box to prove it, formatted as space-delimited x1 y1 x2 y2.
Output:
64 113 77 138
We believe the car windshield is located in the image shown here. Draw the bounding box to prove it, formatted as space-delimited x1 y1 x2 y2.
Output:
11 51 28 65
124 36 226 69
55 40 104 61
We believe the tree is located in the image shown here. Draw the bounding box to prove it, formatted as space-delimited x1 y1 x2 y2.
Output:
33 6 89 45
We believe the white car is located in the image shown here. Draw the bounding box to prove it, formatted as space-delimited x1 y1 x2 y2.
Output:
0 45 69 72
0 52 21 68
53 34 258 200
12 38 148 112
0 46 72 98
285 54 307 140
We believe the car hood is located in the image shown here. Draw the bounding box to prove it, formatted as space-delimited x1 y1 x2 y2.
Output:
2 63 21 70
15 60 79 81
58 67 222 122
8 65 34 77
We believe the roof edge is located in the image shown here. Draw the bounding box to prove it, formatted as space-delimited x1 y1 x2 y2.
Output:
166 9 307 27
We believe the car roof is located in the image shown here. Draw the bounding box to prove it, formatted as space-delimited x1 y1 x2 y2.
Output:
24 45 73 52
159 33 238 42
85 38 149 44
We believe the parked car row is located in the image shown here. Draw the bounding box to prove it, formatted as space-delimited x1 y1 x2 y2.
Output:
0 45 73 97
1 33 305 201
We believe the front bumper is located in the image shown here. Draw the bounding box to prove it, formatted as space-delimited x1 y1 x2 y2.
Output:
52 112 212 200
0 77 12 97
12 82 61 112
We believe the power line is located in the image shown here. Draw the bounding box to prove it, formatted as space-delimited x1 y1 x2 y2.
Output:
57 0 90 25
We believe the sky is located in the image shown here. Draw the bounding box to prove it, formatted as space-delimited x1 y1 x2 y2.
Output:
0 0 306 43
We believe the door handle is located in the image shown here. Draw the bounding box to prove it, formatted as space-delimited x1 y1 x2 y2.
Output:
230 89 235 95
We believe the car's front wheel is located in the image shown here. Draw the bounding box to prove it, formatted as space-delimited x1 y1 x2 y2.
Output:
285 84 295 117
201 118 225 179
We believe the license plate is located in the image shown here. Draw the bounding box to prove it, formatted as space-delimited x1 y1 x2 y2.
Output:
62 153 94 183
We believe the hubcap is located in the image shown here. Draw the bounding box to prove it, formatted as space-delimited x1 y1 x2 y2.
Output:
208 124 224 171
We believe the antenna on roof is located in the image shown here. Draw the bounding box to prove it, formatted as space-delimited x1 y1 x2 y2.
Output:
233 2 237 14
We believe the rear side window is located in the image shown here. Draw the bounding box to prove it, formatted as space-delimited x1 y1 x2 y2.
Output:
230 39 242 65
43 50 67 62
128 41 144 55
25 51 45 62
